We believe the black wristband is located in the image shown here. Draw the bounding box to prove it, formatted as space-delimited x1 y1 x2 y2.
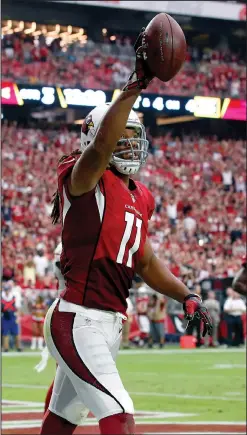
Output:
183 293 202 303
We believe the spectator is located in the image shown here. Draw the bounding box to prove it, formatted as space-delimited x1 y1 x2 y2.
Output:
235 174 245 193
3 35 14 59
11 279 23 309
2 258 15 282
203 291 221 347
223 289 246 347
230 79 240 98
23 254 36 286
183 212 197 237
1 281 22 352
147 294 166 348
166 197 177 228
222 162 233 191
2 199 12 225
230 217 243 244
33 248 49 278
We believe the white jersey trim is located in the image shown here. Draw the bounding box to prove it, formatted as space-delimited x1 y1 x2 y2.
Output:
62 185 71 224
95 184 105 222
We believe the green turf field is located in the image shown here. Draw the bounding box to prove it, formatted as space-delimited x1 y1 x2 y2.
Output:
2 348 246 423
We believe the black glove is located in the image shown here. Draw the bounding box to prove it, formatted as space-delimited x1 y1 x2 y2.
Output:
183 294 213 337
123 28 154 91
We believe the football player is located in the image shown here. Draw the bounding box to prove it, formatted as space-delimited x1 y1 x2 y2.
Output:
40 29 212 435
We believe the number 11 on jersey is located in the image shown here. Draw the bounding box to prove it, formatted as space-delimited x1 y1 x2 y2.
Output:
116 212 143 268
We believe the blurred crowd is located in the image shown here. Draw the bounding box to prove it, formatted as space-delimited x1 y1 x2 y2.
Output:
2 31 246 98
138 131 246 287
2 123 246 294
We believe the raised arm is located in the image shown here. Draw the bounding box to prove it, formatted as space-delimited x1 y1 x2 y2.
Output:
69 29 153 196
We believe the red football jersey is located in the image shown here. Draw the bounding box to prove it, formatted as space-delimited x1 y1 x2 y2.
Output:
57 156 155 315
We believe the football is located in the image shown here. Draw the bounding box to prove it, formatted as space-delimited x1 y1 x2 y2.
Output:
143 13 187 82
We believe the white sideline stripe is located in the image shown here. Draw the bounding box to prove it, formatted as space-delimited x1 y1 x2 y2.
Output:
3 409 44 414
120 348 246 355
2 405 43 409
3 383 47 389
2 347 246 357
2 351 41 357
2 399 44 406
130 392 245 402
129 372 245 379
2 421 43 429
3 384 245 402
212 364 246 369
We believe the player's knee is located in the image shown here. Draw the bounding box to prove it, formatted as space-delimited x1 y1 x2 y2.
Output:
117 390 134 415
50 402 89 426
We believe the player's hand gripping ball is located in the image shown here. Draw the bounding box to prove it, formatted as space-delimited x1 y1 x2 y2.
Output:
142 13 187 82
183 294 213 337
123 27 154 91
123 13 186 91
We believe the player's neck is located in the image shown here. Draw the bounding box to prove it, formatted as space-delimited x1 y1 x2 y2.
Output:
110 167 130 188
118 173 130 187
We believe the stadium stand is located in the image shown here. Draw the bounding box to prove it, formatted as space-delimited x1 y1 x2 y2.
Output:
2 30 246 98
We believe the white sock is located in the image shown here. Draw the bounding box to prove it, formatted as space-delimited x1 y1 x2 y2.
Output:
38 337 43 349
31 337 37 349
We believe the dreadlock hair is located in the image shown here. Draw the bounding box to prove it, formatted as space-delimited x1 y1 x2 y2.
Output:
51 149 82 225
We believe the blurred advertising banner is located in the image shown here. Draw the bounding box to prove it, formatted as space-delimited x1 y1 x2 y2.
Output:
56 1 246 22
1 82 24 106
221 98 247 121
1 82 246 120
194 96 221 119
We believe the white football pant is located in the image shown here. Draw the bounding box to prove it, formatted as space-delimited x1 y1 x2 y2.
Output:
44 299 134 424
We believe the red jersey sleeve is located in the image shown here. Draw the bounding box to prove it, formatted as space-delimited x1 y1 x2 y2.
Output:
57 155 80 202
147 190 155 220
57 156 77 185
